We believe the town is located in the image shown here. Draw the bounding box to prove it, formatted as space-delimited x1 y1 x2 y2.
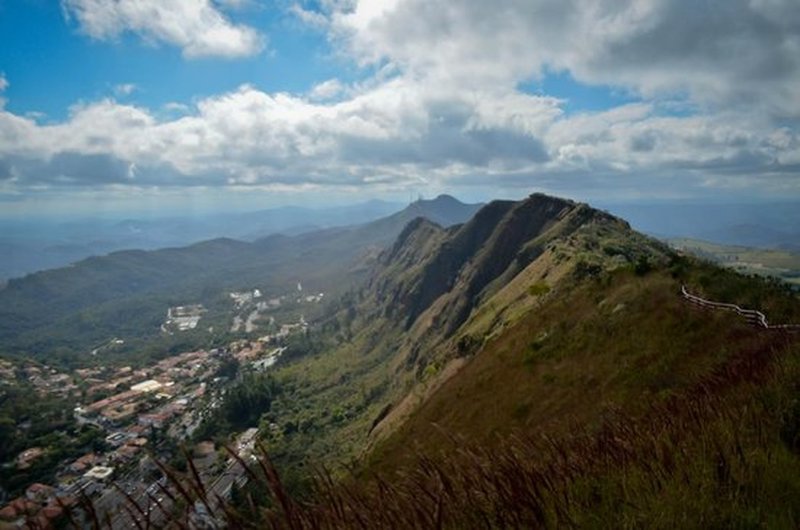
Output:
0 286 319 528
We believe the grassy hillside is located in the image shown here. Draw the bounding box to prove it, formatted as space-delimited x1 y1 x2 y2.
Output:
164 251 800 529
212 195 676 480
274 331 800 529
367 265 799 471
244 262 800 529
248 195 800 528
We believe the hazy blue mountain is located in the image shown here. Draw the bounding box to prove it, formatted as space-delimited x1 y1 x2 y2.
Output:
0 195 482 360
0 199 403 281
599 201 800 250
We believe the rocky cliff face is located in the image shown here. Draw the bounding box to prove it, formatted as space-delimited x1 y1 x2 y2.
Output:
368 193 645 338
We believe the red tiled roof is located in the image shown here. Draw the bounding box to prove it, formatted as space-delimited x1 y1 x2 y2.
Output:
42 505 63 520
26 483 54 494
0 505 18 520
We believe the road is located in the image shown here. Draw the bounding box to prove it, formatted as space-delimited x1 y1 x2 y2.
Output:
99 479 172 529
97 446 253 527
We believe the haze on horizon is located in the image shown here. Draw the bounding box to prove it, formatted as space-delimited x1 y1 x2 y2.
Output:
0 0 799 217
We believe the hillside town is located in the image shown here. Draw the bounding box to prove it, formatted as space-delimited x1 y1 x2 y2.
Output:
0 305 309 528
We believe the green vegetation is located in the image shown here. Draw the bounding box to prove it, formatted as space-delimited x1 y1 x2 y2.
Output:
194 372 281 442
527 281 551 296
0 381 108 495
251 335 800 529
90 263 800 528
669 237 800 286
0 198 480 366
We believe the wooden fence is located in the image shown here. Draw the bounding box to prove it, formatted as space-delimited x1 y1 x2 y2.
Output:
681 285 800 331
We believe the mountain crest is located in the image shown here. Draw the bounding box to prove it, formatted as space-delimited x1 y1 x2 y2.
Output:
365 192 670 375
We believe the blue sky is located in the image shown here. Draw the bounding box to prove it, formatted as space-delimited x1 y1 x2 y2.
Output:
0 1 353 120
0 0 798 217
1 1 635 121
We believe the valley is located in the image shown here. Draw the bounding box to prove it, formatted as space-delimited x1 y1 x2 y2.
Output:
1 193 799 528
668 237 800 286
2 1 799 527
0 195 482 366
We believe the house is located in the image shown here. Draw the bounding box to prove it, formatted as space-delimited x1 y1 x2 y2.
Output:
69 452 99 473
139 412 171 429
16 447 45 469
128 437 148 447
84 466 114 481
131 379 162 393
25 483 54 503
113 445 140 461
0 504 21 523
105 432 129 446
0 497 39 522
41 503 64 521
193 441 215 458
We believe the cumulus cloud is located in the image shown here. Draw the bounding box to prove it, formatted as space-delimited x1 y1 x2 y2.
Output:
0 80 797 197
327 0 800 115
61 0 265 58
309 79 346 101
0 1 798 199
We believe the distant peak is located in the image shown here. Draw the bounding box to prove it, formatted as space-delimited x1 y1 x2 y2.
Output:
526 192 576 206
412 194 462 206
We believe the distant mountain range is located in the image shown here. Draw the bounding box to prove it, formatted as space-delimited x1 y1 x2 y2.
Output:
0 195 482 360
3 198 798 283
602 201 800 251
0 199 405 281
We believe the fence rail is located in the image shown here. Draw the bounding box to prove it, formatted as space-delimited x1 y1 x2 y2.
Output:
681 285 800 331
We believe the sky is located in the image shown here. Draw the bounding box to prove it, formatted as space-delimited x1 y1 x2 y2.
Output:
0 0 799 217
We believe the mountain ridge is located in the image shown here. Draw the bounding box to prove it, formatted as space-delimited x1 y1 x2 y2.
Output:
4 191 800 528
0 196 483 360
346 194 674 450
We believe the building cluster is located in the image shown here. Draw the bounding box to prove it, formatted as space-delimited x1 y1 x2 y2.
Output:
229 288 262 308
299 293 325 304
0 291 315 528
74 350 219 434
1 349 228 528
0 482 77 529
0 362 81 398
258 315 309 344
163 304 206 332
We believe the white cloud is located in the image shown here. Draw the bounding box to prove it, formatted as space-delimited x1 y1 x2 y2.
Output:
309 79 345 101
289 3 329 28
1 1 798 200
61 0 265 58
114 83 137 96
0 80 797 197
325 0 800 116
163 102 190 114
